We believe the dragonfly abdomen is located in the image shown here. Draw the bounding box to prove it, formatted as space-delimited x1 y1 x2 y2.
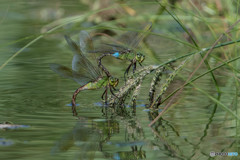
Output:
112 52 120 57
71 85 87 116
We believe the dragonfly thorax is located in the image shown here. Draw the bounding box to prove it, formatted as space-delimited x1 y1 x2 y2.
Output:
121 49 132 54
126 48 131 52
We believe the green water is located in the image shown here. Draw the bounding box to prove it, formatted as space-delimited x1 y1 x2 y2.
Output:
0 0 239 160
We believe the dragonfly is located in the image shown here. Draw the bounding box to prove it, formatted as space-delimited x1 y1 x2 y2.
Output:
50 31 119 116
92 23 152 81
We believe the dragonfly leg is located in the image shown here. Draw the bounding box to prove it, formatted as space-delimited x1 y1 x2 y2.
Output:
124 62 133 82
110 86 118 98
71 86 84 116
105 86 108 105
101 88 107 100
133 62 136 73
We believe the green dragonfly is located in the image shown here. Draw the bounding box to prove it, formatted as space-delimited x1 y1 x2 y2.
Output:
50 31 119 116
92 23 152 80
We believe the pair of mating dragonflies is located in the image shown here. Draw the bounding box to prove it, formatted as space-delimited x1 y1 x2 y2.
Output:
50 23 152 116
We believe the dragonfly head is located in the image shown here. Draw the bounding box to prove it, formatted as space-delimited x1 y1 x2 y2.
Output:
108 77 119 87
136 53 145 63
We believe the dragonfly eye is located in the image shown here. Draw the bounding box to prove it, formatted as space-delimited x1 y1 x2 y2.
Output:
136 53 145 63
109 77 119 87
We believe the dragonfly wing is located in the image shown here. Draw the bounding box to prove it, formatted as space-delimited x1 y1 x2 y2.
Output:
79 31 99 66
117 23 152 49
64 35 81 55
50 63 74 80
87 43 119 54
65 35 101 80
103 43 127 51
50 63 91 85
88 49 116 54
71 53 101 80
72 54 81 72
72 71 93 85
79 31 94 54
129 22 152 49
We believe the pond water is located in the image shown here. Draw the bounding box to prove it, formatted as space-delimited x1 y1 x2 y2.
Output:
0 0 239 159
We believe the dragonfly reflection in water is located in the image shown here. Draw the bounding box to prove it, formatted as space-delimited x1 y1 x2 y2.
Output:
50 31 119 116
92 23 152 81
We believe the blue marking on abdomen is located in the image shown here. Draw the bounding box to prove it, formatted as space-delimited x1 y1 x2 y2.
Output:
112 52 120 57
